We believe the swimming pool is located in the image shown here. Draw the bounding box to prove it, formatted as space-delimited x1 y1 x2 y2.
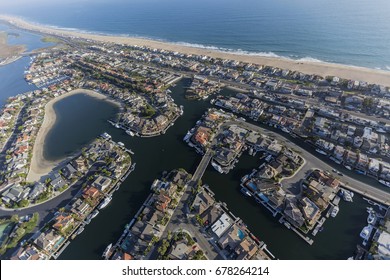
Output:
237 228 245 240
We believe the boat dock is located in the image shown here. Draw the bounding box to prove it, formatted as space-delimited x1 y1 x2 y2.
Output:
279 216 314 245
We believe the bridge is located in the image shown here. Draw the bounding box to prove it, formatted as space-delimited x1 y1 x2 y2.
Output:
190 149 213 185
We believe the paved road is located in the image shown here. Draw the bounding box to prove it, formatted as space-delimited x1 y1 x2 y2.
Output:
226 120 390 205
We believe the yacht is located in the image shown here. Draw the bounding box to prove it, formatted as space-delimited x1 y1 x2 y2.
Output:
359 225 373 241
315 149 327 155
102 243 112 259
379 180 390 188
281 127 290 133
367 209 377 225
114 123 120 129
90 210 99 219
117 142 125 147
98 196 112 210
75 226 84 235
331 206 339 218
183 131 192 142
126 130 135 136
340 189 354 202
211 161 224 174
101 132 111 140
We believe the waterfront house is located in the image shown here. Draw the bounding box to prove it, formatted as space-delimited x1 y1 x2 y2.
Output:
299 197 320 226
218 224 245 251
200 204 224 226
61 163 77 180
211 213 233 238
130 221 160 242
50 173 66 191
71 156 88 173
92 176 112 192
82 186 100 201
34 229 62 254
10 245 47 260
120 234 148 259
52 214 74 232
283 200 305 228
234 238 259 260
28 182 46 200
192 126 212 148
267 141 283 156
191 190 214 215
70 198 91 216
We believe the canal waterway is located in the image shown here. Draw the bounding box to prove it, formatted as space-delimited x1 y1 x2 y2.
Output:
0 24 375 260
49 79 371 260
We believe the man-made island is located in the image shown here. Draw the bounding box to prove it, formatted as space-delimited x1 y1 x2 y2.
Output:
0 15 389 260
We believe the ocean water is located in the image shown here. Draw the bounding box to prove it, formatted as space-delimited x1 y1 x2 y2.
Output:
1 0 390 70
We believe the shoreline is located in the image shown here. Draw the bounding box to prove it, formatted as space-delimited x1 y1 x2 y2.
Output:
27 89 121 182
0 15 390 87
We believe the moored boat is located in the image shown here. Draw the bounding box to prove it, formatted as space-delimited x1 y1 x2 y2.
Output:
98 196 112 210
102 243 112 259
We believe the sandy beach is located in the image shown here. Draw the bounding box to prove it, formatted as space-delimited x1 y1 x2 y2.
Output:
1 15 390 87
27 89 121 182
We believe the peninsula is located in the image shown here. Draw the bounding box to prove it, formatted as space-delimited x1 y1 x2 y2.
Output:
1 15 390 86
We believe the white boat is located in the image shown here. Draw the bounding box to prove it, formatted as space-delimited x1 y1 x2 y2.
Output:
115 123 120 129
90 210 99 219
340 189 353 202
101 132 111 140
367 208 377 225
379 180 390 188
167 89 172 94
240 187 252 197
360 225 373 240
75 226 84 235
345 165 352 170
281 127 290 133
183 131 192 142
265 155 273 162
331 206 339 218
126 130 135 136
130 163 136 172
180 105 184 115
315 149 327 156
98 196 112 210
102 243 112 259
211 161 224 174
117 142 125 147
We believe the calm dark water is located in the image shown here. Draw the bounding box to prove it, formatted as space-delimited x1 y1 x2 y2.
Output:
52 80 369 260
2 0 390 70
44 94 119 160
0 23 54 107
